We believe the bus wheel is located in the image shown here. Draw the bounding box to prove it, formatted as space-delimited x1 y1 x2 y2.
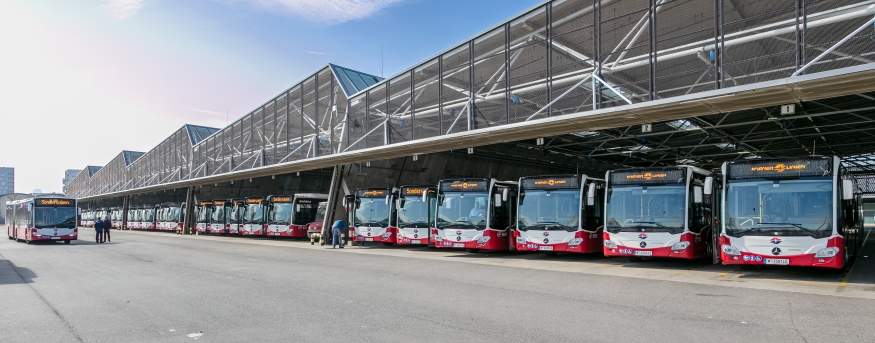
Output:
382 242 394 246
628 257 642 262
466 248 480 253
545 252 558 257
64 240 71 244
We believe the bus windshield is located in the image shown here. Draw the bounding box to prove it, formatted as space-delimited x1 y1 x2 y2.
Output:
725 177 833 238
314 202 327 222
398 196 431 228
436 192 488 230
245 204 264 224
34 207 77 229
606 184 685 233
270 203 293 225
292 202 318 225
518 189 579 231
354 198 390 228
196 207 209 222
210 206 225 223
144 210 154 222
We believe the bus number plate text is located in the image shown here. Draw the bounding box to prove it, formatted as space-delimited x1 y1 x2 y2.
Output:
634 250 652 256
764 258 789 265
453 243 464 248
538 246 553 251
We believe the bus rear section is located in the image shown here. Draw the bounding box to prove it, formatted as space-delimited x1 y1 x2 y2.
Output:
515 175 605 255
241 198 266 236
7 198 78 244
306 201 328 241
208 200 229 234
195 201 212 234
396 186 436 246
719 156 864 269
266 194 328 237
433 179 517 253
603 167 718 262
350 188 397 245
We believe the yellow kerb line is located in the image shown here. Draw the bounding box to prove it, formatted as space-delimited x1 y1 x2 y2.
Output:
839 229 871 287
718 269 736 277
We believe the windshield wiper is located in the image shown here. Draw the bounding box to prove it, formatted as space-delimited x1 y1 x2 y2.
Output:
758 222 821 236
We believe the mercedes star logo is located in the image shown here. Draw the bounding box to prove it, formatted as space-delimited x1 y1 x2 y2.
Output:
456 236 461 241
771 247 782 255
639 242 647 248
543 238 549 244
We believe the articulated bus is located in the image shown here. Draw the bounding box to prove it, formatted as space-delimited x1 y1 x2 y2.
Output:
604 166 719 262
719 156 864 270
349 188 397 245
208 200 230 234
266 194 328 237
241 197 267 236
195 201 212 234
432 179 518 253
6 197 78 244
228 200 245 234
515 175 605 255
395 186 437 246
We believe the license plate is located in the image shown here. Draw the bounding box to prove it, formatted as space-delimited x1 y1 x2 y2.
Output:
634 250 652 256
365 238 373 242
453 243 464 248
410 240 421 244
764 258 790 265
51 237 60 240
538 246 553 251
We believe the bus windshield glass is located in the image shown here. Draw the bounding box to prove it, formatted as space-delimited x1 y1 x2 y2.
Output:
210 206 225 223
725 177 832 238
606 184 685 233
196 207 209 222
144 210 154 222
518 189 579 231
34 207 77 229
314 202 327 223
292 203 318 225
354 198 390 228
270 203 293 225
436 192 488 230
398 196 430 228
245 204 264 224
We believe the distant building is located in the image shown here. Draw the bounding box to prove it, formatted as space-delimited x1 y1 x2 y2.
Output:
0 167 13 195
63 169 82 194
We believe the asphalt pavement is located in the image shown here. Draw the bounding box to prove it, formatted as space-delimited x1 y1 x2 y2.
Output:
2 229 874 342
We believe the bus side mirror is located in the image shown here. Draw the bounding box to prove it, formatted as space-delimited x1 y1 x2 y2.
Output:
422 192 428 203
385 195 391 205
704 177 714 195
398 198 405 208
27 203 33 211
693 186 703 203
842 179 854 200
494 193 502 207
501 188 509 201
587 183 596 206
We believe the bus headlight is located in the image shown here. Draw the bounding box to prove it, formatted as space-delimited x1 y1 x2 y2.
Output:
671 241 690 250
722 245 740 255
381 232 392 239
814 247 839 258
477 236 491 244
568 238 584 246
604 240 617 249
516 237 525 244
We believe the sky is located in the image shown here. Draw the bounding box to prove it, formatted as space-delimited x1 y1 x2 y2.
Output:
0 0 539 194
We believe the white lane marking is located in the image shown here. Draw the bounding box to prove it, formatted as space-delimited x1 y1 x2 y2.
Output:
187 332 203 339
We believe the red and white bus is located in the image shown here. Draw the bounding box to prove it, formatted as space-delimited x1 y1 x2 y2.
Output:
349 188 397 245
81 210 95 227
603 166 719 262
207 200 230 234
156 203 184 232
6 197 78 244
395 186 436 246
195 201 212 234
719 156 864 269
432 179 517 253
306 201 329 242
514 175 605 255
265 194 328 237
109 207 122 229
241 197 266 236
228 200 245 235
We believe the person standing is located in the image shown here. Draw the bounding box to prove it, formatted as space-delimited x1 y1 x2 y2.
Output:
103 216 111 243
331 219 348 249
95 217 104 243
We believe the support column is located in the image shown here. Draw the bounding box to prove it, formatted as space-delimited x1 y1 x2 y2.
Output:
321 165 345 246
121 195 129 231
182 186 194 235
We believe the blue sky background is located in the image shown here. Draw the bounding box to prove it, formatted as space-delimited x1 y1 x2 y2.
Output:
0 0 541 193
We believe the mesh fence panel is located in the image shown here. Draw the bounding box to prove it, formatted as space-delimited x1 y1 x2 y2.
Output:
388 73 412 144
508 5 549 123
233 120 244 167
332 85 348 153
204 135 216 175
275 93 288 162
317 69 333 156
803 0 874 74
656 0 717 98
473 27 507 128
303 77 317 158
413 58 441 140
287 85 303 163
550 0 596 116
367 84 388 148
348 94 368 151
441 44 471 134
600 0 651 108
722 0 797 86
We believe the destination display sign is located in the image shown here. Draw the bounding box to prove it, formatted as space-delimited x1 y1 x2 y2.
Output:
199 201 212 206
213 200 226 206
246 198 264 204
610 168 685 185
270 196 292 203
356 189 389 198
401 187 436 196
36 199 74 206
727 157 831 180
521 176 579 189
440 180 488 192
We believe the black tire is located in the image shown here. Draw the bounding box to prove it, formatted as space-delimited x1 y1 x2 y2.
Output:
466 248 480 253
628 257 643 262
64 240 70 244
382 242 395 247
545 252 558 257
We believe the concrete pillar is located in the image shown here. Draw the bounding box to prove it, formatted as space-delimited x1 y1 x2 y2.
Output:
121 196 129 230
182 186 194 235
321 165 345 246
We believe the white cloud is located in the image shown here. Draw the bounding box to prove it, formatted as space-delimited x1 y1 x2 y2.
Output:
185 107 226 117
307 51 329 55
244 0 403 24
101 0 146 20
